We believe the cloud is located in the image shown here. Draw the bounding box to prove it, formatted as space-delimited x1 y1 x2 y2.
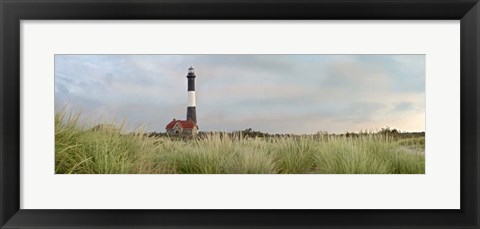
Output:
393 102 415 112
334 102 388 124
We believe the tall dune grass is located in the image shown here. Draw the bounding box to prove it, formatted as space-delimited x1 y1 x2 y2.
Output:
55 109 425 174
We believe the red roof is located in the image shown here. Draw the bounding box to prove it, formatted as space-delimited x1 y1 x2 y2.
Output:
165 119 197 129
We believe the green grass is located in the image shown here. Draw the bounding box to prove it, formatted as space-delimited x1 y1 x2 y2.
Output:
55 109 425 174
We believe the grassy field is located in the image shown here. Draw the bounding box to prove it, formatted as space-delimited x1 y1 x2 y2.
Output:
55 109 425 174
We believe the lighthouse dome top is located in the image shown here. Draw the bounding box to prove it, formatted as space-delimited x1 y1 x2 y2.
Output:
188 66 195 74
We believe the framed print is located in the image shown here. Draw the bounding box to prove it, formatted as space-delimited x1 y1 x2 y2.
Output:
1 0 479 228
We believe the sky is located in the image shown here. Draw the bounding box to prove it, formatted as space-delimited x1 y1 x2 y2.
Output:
55 55 425 134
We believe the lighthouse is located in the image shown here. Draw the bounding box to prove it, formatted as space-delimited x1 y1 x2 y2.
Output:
165 66 198 136
186 66 197 123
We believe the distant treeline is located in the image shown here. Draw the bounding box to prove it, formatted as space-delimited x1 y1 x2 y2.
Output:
144 127 424 139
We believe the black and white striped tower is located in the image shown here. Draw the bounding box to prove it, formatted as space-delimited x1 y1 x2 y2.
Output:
186 66 197 123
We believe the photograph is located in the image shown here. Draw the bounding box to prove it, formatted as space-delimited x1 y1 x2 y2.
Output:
55 54 425 174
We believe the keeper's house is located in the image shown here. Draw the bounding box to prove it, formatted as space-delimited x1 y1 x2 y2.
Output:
165 119 198 136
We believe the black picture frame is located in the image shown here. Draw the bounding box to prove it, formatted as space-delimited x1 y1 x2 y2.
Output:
1 0 479 228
